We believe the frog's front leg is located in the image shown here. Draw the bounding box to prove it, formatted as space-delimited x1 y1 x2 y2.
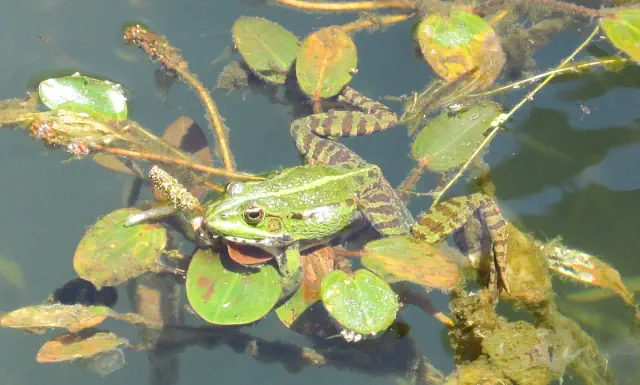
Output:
273 243 303 297
411 193 510 299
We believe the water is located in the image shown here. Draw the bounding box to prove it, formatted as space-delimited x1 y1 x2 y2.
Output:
0 1 638 384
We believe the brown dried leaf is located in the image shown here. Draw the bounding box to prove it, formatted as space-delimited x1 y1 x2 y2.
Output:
0 304 110 333
37 330 128 363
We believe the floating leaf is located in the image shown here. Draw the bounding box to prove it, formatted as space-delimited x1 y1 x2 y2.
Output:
321 269 399 336
275 246 336 327
0 304 110 333
185 249 282 325
73 208 167 288
232 17 300 85
37 330 128 363
296 26 358 99
410 102 501 171
601 9 640 62
415 10 504 88
0 253 24 289
361 236 460 292
38 74 128 121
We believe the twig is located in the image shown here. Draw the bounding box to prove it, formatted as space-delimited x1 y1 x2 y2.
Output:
276 0 416 12
123 25 236 172
431 25 601 206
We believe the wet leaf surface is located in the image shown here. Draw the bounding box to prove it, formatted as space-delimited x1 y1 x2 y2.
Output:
296 26 357 99
411 102 501 171
37 330 128 363
73 208 168 288
415 10 504 89
0 304 110 333
232 17 299 85
321 269 399 335
361 236 460 292
38 74 128 121
185 249 282 325
601 9 640 62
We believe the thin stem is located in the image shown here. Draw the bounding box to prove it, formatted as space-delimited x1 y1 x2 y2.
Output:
431 25 601 206
91 144 262 181
123 25 236 172
340 13 414 33
276 0 416 12
470 57 629 98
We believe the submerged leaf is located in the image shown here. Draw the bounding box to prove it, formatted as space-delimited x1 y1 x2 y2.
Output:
361 236 460 292
411 102 502 171
73 208 167 288
415 10 504 89
601 9 640 62
296 26 358 99
37 330 128 363
321 269 399 336
185 249 282 325
232 17 300 85
38 74 128 121
0 253 25 289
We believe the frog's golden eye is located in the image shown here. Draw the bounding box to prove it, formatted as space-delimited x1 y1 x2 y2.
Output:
243 204 265 225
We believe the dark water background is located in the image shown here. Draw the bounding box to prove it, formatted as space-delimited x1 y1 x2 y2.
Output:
0 0 639 384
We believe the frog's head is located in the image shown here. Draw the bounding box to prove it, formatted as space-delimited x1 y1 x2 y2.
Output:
202 182 293 249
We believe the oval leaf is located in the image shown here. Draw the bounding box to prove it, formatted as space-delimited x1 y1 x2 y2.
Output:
601 9 640 62
296 26 358 98
411 102 502 171
39 74 128 121
73 208 168 288
37 330 128 363
0 304 110 333
185 249 282 325
232 17 300 85
361 236 460 292
415 10 504 88
321 269 399 336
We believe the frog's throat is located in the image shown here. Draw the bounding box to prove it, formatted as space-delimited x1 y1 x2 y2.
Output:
221 234 294 249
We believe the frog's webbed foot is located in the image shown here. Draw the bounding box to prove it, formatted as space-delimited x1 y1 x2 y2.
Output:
411 193 510 300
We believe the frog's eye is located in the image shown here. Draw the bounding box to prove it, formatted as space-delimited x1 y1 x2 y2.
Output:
226 182 244 195
243 204 265 225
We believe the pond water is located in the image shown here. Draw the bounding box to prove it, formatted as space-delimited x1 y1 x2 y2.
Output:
0 0 638 384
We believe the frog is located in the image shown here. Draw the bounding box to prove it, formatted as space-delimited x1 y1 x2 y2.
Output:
202 86 510 299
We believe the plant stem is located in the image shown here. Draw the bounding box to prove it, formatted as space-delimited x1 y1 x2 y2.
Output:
340 13 415 33
91 144 262 181
431 25 601 206
276 0 416 12
123 25 236 172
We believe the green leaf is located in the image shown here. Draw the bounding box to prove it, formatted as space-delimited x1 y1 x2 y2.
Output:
296 26 358 99
321 269 399 336
185 249 282 325
601 9 640 62
232 17 300 85
39 74 128 121
411 102 502 171
73 208 168 288
414 10 504 89
361 236 460 292
275 287 314 327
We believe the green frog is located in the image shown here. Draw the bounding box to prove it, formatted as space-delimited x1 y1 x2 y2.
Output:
203 87 509 298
